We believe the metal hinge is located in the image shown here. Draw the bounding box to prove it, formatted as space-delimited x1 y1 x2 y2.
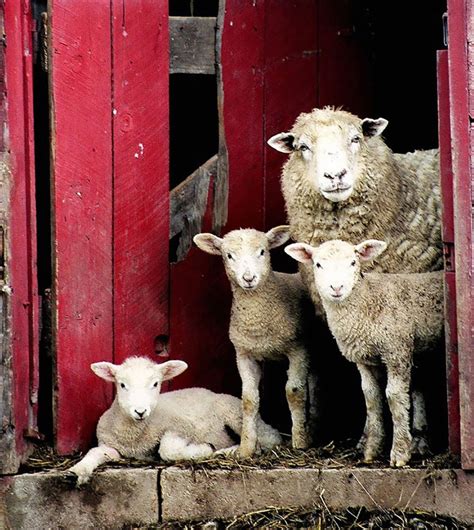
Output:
39 11 48 72
443 241 455 272
442 12 448 48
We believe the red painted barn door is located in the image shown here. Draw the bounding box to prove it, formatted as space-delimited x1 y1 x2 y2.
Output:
438 0 474 468
50 1 169 454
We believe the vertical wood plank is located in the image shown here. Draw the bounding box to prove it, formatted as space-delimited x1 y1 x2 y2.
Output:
447 0 474 469
111 0 169 364
437 49 461 455
1 0 39 472
50 1 114 454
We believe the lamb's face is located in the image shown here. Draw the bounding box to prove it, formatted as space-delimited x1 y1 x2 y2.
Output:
91 357 188 422
193 226 290 291
285 239 387 303
267 110 388 203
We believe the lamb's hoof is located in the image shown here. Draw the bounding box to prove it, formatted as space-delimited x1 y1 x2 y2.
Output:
390 451 411 468
411 435 430 456
238 443 259 459
292 436 310 450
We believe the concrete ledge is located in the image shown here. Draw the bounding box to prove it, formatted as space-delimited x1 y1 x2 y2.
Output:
0 468 159 530
161 467 474 524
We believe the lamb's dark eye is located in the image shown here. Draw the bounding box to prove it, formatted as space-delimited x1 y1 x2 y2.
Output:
120 383 126 389
351 136 361 144
227 253 233 260
300 144 309 152
316 262 322 269
351 260 356 266
260 249 265 256
153 381 159 388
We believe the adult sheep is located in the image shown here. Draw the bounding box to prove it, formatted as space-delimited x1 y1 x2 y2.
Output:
268 106 442 312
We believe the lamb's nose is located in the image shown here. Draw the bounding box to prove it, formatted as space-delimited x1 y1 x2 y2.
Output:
335 169 347 180
135 409 146 418
330 285 343 295
243 272 256 284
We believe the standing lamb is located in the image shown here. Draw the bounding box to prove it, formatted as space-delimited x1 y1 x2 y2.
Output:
268 106 441 313
194 226 316 457
68 356 281 485
286 239 444 467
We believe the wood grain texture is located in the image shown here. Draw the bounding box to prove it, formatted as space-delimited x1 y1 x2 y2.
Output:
1 0 39 472
437 50 460 455
170 17 216 75
447 0 474 469
111 0 169 365
50 1 114 454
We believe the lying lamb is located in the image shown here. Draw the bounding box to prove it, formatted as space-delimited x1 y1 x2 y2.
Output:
68 356 281 485
194 226 316 457
286 239 444 467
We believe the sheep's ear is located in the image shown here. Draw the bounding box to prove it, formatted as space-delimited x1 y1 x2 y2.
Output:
193 233 223 255
361 118 388 138
285 243 315 263
267 132 295 153
355 240 387 262
158 360 188 382
91 362 117 382
266 225 291 249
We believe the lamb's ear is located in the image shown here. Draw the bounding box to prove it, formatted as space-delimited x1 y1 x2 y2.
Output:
193 233 223 255
361 118 388 138
91 362 118 382
266 225 291 249
355 240 387 262
285 243 315 263
267 132 295 153
158 360 188 382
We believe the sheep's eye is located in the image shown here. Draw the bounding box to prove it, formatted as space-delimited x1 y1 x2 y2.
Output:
350 260 356 266
120 382 126 389
153 381 159 388
316 262 322 269
351 136 361 144
260 249 265 256
227 253 233 260
299 144 309 152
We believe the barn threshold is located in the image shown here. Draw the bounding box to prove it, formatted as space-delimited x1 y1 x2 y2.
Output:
1 465 474 528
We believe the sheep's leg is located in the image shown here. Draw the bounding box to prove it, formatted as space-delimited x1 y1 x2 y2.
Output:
286 353 309 449
307 370 319 444
159 431 214 461
411 388 430 455
357 364 385 463
236 352 262 458
356 365 384 452
386 365 412 467
68 445 121 486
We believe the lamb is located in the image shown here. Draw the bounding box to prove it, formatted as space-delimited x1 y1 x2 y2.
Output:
267 107 442 315
285 238 444 467
68 356 281 485
194 226 316 457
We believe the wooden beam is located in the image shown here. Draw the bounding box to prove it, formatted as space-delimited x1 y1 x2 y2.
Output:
170 154 216 261
170 16 216 75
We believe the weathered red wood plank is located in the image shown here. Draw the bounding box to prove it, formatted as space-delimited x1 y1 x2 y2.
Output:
447 0 474 469
50 1 114 454
1 0 39 471
111 0 169 365
437 50 460 455
263 0 318 230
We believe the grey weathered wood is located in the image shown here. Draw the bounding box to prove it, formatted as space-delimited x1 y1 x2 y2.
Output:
170 17 216 75
213 2 229 234
170 155 217 261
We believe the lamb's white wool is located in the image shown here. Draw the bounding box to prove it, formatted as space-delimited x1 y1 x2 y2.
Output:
194 226 317 457
286 239 444 467
68 357 281 485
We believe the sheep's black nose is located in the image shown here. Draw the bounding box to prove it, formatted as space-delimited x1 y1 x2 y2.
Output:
335 169 347 179
135 409 145 418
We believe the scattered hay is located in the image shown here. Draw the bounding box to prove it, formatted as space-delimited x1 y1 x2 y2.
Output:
154 506 469 529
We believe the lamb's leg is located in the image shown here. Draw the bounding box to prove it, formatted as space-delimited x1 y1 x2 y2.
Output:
236 352 262 458
159 431 214 462
286 353 310 449
357 363 385 463
356 365 384 452
307 370 319 444
386 365 412 467
411 388 430 455
68 445 121 486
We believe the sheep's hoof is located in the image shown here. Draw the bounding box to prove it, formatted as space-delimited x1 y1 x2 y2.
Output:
390 451 411 468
